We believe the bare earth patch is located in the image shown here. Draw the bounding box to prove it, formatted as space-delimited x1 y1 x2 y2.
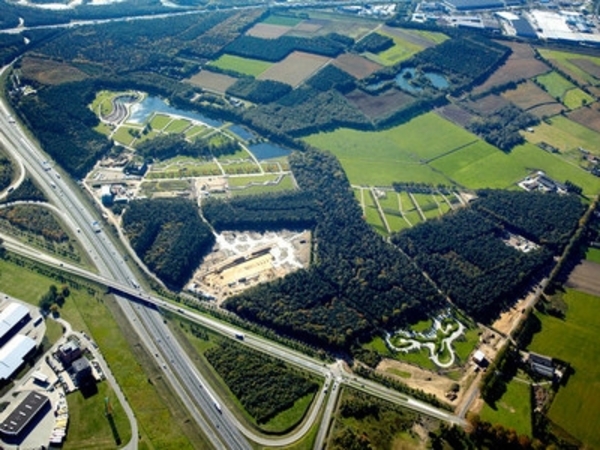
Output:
332 53 382 80
246 23 291 39
381 25 437 48
472 42 550 96
565 260 600 296
527 103 566 118
464 94 511 116
569 58 600 80
435 104 475 128
502 80 562 112
345 88 415 119
185 70 238 93
293 19 327 34
258 51 330 87
20 55 88 85
568 104 600 133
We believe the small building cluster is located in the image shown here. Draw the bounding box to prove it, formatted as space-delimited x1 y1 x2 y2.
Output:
100 183 133 206
518 171 567 193
527 351 564 381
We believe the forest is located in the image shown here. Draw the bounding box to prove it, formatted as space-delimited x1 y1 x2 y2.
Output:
204 340 317 424
0 150 14 192
352 33 393 54
392 191 583 322
226 78 292 104
202 191 317 232
122 198 215 289
0 205 68 243
306 65 356 94
225 149 444 348
469 105 540 152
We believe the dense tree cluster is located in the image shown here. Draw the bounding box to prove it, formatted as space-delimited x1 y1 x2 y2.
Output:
202 191 317 232
431 421 538 450
469 105 539 152
204 340 317 424
226 78 292 104
224 35 347 62
393 190 583 322
473 190 584 251
353 33 394 54
306 65 356 93
122 198 215 289
0 205 68 242
1 178 46 203
38 284 70 312
136 133 239 161
225 150 444 348
0 150 14 192
11 80 111 178
0 34 29 65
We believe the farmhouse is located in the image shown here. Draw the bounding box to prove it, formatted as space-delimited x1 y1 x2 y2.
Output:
518 171 566 194
527 351 563 380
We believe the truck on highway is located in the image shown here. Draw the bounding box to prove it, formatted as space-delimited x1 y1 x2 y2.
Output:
234 333 244 340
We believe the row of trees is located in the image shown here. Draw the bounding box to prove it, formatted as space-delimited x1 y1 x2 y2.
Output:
122 198 215 289
202 191 317 232
204 340 317 424
225 149 444 348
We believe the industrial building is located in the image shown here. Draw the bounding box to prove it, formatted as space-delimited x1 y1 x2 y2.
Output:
0 302 30 346
72 357 94 387
0 334 36 381
57 340 82 366
0 391 49 438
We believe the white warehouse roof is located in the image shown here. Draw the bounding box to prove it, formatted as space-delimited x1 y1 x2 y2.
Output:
0 303 30 342
0 335 36 381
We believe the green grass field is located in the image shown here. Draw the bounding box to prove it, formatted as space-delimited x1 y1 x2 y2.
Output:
164 118 191 134
432 141 600 195
230 175 295 196
305 113 477 186
528 289 600 448
262 14 302 26
112 126 139 147
149 113 172 131
209 54 272 77
535 71 576 101
585 247 600 264
411 29 448 45
563 88 595 110
526 115 600 154
364 190 387 235
363 32 422 66
538 49 600 85
480 378 532 437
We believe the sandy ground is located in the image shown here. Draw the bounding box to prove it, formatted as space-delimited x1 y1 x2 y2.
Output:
491 294 532 336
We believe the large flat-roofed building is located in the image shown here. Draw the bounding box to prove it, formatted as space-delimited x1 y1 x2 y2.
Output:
0 334 36 381
0 303 30 346
443 0 510 11
0 391 49 437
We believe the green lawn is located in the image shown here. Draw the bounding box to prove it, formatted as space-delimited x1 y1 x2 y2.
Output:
305 113 477 186
563 88 595 110
585 247 600 264
149 113 172 131
230 175 295 196
262 14 302 26
538 49 600 85
364 190 387 235
528 289 600 449
363 32 422 66
526 115 600 154
112 126 139 147
480 378 532 437
432 141 600 195
164 118 191 134
535 71 576 101
209 54 272 77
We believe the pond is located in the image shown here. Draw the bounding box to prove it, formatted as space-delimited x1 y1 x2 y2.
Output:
128 96 224 128
394 68 449 94
248 143 291 160
228 125 255 141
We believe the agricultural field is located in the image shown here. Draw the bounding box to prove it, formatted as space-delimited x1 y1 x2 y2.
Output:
381 25 448 48
261 15 303 27
585 247 600 264
563 88 594 110
345 88 415 119
465 94 511 116
246 23 292 39
20 55 88 85
525 115 600 155
479 377 532 437
537 48 600 86
258 51 329 87
431 141 600 195
528 289 600 449
209 54 272 77
362 32 422 66
332 53 382 80
300 12 378 39
184 70 238 93
435 104 475 128
535 71 577 103
568 103 600 133
501 81 562 113
472 41 549 96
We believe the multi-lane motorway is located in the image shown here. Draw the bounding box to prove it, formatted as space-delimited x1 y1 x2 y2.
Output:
0 60 466 449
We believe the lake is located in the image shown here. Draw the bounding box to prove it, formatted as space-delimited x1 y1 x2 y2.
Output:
249 143 291 160
128 96 224 128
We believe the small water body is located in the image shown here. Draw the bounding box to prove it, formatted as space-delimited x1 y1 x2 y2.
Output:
129 96 224 128
228 125 255 141
394 68 449 93
249 143 291 160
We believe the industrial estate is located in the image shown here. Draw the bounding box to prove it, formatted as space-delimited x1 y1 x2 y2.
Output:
0 0 600 448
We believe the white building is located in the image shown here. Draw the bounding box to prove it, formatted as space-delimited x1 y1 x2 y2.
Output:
0 334 36 381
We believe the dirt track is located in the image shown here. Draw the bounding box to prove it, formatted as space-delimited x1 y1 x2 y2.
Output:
565 260 600 296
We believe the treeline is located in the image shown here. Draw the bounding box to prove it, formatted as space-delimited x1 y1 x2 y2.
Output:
479 344 519 406
204 340 317 424
431 420 541 450
202 191 317 232
1 178 46 203
469 104 539 152
306 65 356 94
353 33 394 54
224 34 347 62
392 206 554 322
0 150 14 191
136 133 239 161
226 78 292 104
122 198 215 289
0 205 68 242
225 150 444 348
473 190 584 252
11 80 111 178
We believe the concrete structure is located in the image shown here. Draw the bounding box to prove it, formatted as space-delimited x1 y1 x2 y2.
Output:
100 184 113 206
57 340 82 366
0 391 49 437
0 334 36 381
72 357 93 386
0 303 30 346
